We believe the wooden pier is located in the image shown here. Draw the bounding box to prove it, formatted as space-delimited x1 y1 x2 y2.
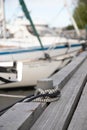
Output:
0 51 87 130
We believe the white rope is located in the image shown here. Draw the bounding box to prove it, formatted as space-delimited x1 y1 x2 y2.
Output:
33 97 60 102
33 88 61 103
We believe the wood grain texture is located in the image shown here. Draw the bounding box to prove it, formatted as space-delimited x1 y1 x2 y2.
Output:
0 52 87 130
0 102 46 130
31 59 87 130
68 83 87 130
51 51 87 89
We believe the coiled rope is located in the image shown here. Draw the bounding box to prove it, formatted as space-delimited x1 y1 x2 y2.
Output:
33 87 61 102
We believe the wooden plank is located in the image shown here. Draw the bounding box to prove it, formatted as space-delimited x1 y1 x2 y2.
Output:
0 102 46 130
31 59 87 130
0 52 87 130
51 51 87 89
68 83 87 130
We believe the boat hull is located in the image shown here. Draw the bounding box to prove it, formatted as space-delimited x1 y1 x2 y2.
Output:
0 43 82 88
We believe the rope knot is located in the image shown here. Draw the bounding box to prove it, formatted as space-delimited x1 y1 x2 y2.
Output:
34 87 61 102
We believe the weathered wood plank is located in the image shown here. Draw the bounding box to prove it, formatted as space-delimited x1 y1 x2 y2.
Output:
51 51 87 89
31 59 87 130
0 52 87 130
0 102 46 130
68 83 87 130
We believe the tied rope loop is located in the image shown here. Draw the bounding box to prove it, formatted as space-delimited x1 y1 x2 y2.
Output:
34 87 61 102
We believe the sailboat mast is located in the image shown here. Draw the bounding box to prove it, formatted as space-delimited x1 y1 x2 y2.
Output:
1 0 6 38
64 0 80 37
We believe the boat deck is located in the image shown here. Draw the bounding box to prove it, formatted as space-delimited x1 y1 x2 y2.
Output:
0 51 87 130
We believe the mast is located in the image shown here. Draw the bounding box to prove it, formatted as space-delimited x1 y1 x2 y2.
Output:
1 0 6 38
64 0 80 37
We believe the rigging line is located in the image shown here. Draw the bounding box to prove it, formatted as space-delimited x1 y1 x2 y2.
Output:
47 6 66 50
8 5 21 22
47 39 67 54
19 0 44 49
48 6 65 26
45 33 66 52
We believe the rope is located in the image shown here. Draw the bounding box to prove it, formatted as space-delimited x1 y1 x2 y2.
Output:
33 88 61 102
48 6 65 26
0 86 61 115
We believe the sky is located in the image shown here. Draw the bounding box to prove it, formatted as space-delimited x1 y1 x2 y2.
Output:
4 0 77 28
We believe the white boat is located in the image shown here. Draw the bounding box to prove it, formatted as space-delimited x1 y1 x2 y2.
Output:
0 0 85 88
0 40 83 88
